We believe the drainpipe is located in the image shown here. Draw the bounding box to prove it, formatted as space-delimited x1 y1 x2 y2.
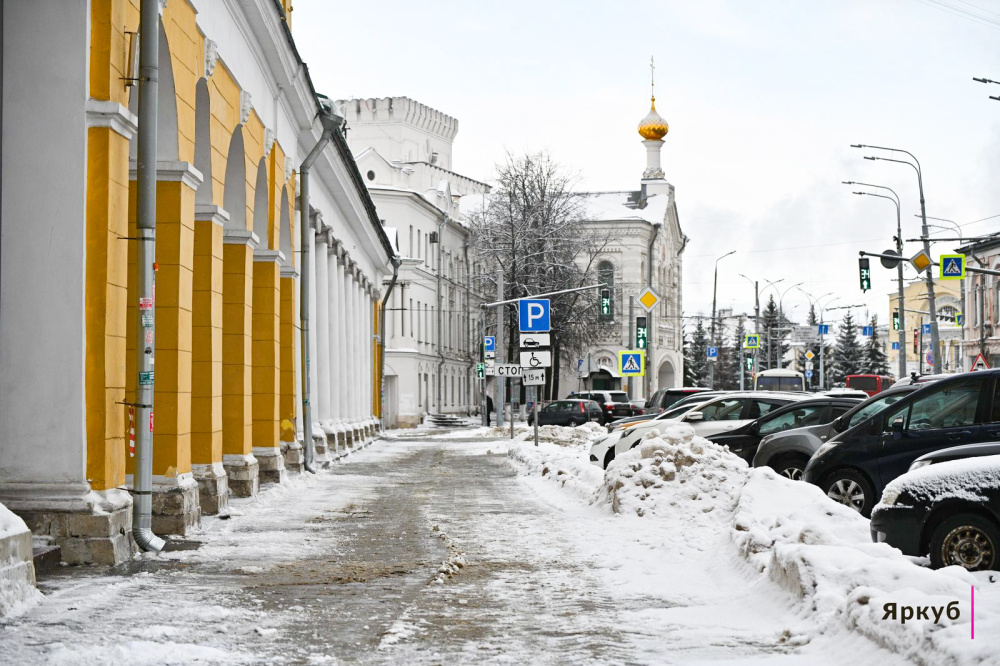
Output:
380 255 402 428
132 0 164 553
299 104 342 472
645 222 660 397
435 214 448 413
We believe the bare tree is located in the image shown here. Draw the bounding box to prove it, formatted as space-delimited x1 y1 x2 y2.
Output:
468 152 616 399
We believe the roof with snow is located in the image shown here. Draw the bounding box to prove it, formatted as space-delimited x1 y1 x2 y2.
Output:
572 190 671 225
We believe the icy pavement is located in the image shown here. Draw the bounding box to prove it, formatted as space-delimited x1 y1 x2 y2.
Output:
0 434 948 664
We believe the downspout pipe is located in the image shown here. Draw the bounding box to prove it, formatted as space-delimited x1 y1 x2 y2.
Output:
132 0 165 553
299 106 341 472
436 214 448 414
380 255 402 429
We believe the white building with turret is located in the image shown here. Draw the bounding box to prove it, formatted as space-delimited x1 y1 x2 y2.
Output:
338 97 490 427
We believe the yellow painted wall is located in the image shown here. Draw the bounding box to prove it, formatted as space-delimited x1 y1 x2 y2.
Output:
191 220 223 465
252 260 281 448
222 243 254 455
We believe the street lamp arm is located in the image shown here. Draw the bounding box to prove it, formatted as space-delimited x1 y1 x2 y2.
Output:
853 144 922 174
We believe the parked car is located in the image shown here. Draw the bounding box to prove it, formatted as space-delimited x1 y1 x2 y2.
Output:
804 370 1000 517
568 391 633 424
606 391 730 432
645 387 714 413
909 441 1000 471
628 400 647 415
753 383 920 480
591 392 805 470
709 397 863 465
822 388 871 400
871 455 1000 571
527 399 603 427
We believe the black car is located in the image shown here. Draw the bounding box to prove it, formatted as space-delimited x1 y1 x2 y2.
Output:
804 370 1000 517
871 455 1000 570
709 397 863 464
527 399 603 427
908 441 1000 471
568 391 633 424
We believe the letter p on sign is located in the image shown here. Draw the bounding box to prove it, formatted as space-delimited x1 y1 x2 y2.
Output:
518 298 551 333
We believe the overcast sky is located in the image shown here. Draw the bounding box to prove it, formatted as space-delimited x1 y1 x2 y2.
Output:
295 0 1000 331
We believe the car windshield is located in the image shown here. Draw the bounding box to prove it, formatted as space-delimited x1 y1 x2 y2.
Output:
847 392 909 428
758 405 826 435
608 392 629 403
658 402 703 420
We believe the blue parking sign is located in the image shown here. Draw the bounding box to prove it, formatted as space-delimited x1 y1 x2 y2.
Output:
518 299 550 332
484 336 495 353
707 346 718 359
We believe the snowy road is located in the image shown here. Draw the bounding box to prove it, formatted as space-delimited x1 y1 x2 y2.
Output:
1 436 912 664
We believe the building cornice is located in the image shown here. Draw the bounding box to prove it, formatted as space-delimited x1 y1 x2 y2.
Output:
86 99 139 140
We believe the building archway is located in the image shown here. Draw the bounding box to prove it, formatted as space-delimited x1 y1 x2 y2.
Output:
657 359 676 389
252 157 269 245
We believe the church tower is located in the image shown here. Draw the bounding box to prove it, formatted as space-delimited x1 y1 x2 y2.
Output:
637 57 671 195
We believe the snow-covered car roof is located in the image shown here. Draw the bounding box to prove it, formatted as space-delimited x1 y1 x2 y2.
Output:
881 454 1000 506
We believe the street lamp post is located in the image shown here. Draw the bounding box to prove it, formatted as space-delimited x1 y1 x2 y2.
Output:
709 250 736 389
776 282 804 370
852 144 941 375
845 181 907 379
738 273 761 389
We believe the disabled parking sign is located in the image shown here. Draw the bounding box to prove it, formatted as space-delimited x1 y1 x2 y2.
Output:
619 351 645 377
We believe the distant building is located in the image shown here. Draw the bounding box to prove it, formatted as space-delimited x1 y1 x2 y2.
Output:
959 233 1000 370
888 278 963 375
339 97 490 426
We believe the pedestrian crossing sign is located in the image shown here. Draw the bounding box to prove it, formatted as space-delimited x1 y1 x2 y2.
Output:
619 351 645 377
940 254 965 280
744 334 760 349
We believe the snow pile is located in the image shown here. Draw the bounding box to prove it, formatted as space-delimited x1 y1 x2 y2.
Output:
507 432 605 503
600 424 748 519
732 468 995 664
0 503 41 619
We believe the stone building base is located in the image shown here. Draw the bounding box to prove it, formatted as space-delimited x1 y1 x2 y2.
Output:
313 430 331 468
223 453 260 498
0 486 135 565
281 440 304 474
192 462 229 515
253 446 287 485
151 474 202 536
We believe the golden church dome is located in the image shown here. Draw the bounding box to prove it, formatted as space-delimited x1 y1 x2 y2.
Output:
638 97 669 141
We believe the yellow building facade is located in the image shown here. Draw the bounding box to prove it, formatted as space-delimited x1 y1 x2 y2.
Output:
888 278 964 375
0 0 393 564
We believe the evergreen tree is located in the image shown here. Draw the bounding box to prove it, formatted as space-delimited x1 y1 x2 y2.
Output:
684 319 709 387
729 317 750 389
863 314 890 375
831 311 863 384
713 319 736 390
759 295 790 370
796 303 831 389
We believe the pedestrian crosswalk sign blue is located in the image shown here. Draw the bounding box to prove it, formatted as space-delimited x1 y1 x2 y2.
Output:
744 334 760 349
940 254 965 280
619 351 645 377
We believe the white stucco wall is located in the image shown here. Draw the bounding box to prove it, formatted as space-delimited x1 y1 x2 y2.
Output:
0 0 89 485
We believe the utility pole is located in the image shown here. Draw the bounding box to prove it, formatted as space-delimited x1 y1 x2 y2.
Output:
494 269 504 428
628 295 635 398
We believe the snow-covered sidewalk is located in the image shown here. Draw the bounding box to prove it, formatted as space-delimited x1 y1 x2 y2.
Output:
508 423 998 665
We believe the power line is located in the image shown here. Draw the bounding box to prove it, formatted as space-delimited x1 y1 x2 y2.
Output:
914 0 1000 29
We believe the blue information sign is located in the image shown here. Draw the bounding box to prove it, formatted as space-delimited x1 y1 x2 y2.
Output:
805 370 813 379
922 323 932 335
892 342 900 350
861 326 874 337
483 336 495 353
817 324 830 335
706 346 718 359
518 299 551 333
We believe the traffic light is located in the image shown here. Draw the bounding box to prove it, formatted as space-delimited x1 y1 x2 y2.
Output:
859 258 871 292
913 328 919 354
636 316 648 349
892 310 900 330
745 356 754 371
476 362 484 379
599 288 612 320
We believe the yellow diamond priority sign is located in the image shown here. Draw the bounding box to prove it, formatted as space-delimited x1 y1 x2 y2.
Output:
637 287 660 312
909 249 932 273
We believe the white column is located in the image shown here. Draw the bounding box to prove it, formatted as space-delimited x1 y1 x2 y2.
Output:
307 221 319 434
338 256 351 434
315 231 331 427
352 271 362 432
364 284 373 426
327 242 344 442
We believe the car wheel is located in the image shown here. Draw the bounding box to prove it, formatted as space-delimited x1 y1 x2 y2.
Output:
820 469 875 516
930 513 1000 571
769 454 808 482
567 419 579 428
603 447 615 470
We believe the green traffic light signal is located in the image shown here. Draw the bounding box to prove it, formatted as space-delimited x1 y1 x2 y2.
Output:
476 362 484 379
745 356 754 370
892 310 900 330
636 316 648 349
859 258 871 292
599 288 612 320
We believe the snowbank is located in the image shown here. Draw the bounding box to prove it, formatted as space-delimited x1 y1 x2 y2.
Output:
506 423 607 502
0 503 41 619
508 424 998 665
